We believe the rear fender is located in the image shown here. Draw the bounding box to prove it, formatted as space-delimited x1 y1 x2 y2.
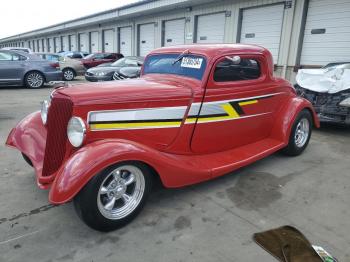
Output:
49 139 210 204
271 96 320 143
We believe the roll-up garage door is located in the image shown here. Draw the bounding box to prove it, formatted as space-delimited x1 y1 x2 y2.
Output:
240 4 284 64
69 35 77 51
119 27 132 56
139 23 155 56
54 37 61 52
79 33 89 52
90 31 99 53
62 36 69 51
48 38 54 53
103 29 115 52
300 0 350 66
37 39 42 52
196 13 226 43
164 19 185 46
43 39 47 52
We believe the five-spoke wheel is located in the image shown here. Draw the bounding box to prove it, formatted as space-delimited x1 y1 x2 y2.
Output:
74 162 152 232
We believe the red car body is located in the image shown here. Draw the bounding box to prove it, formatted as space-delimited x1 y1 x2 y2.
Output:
81 53 123 68
6 44 319 206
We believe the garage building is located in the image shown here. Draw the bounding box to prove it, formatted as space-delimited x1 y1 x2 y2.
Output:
0 0 349 81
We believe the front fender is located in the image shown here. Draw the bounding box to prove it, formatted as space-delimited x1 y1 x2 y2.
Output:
49 139 210 204
271 96 320 143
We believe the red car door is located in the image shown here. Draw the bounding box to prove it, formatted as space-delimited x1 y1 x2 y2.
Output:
190 54 287 154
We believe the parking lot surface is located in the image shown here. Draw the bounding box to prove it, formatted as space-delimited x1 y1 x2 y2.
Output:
0 82 350 262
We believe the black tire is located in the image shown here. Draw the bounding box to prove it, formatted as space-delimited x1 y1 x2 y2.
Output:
62 68 75 81
22 153 33 167
24 71 45 89
283 110 313 156
74 161 153 232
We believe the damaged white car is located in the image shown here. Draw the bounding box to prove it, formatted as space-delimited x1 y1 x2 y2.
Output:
295 63 350 125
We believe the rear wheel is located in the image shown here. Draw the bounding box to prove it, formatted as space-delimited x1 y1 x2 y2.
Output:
62 68 75 81
25 71 44 88
283 110 312 156
74 161 152 232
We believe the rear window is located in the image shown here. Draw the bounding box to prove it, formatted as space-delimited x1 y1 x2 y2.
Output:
214 58 261 82
143 54 207 80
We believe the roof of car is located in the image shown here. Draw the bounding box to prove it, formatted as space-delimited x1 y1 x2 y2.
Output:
151 44 267 57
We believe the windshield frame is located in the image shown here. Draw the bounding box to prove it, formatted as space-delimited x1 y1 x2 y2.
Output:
142 53 208 81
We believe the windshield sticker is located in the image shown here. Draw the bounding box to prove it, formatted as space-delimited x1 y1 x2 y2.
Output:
181 57 203 69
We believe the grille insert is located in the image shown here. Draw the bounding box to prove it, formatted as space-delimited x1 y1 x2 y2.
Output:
42 97 73 177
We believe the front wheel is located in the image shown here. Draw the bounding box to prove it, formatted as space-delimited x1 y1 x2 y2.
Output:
283 110 312 156
74 162 152 232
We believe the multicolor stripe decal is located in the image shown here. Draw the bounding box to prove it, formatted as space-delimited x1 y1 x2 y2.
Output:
88 93 279 130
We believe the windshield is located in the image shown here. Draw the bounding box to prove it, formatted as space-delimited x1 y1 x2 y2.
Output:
143 54 207 80
111 57 140 67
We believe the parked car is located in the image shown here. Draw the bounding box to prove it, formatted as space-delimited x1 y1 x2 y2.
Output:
113 67 142 80
295 62 350 125
85 56 143 82
58 51 90 59
6 44 319 231
0 50 62 88
82 52 123 69
1 47 33 53
36 52 86 81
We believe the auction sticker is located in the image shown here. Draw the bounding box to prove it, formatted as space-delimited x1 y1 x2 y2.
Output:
181 57 203 69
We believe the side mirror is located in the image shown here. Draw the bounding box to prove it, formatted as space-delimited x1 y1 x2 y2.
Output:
226 55 241 65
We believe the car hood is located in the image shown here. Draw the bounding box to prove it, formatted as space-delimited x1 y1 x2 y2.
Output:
87 66 119 74
56 74 198 105
296 68 350 94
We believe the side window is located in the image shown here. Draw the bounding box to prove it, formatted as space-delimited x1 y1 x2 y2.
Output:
0 52 12 61
72 53 83 59
104 53 114 59
214 57 261 82
94 54 104 60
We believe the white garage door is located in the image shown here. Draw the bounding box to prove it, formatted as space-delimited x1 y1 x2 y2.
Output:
79 33 89 52
54 37 61 52
139 23 155 56
90 31 99 53
62 36 69 51
43 39 48 52
164 19 185 46
300 0 350 66
48 38 54 52
196 13 226 43
103 29 115 52
38 39 43 52
119 26 132 56
69 35 77 51
240 4 284 63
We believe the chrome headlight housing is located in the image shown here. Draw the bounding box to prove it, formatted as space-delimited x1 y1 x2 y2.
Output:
67 117 86 147
339 97 350 107
40 100 50 125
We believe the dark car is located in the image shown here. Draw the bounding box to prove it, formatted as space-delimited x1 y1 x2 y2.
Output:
82 53 123 69
0 50 62 88
295 62 350 125
85 56 143 82
113 67 142 80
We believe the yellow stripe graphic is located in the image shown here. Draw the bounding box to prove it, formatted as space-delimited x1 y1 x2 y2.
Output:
91 121 182 130
239 100 258 106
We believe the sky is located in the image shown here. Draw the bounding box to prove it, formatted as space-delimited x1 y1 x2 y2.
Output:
0 0 140 39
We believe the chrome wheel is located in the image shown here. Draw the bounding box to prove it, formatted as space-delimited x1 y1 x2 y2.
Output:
63 69 74 81
294 118 310 148
26 72 44 88
97 165 145 220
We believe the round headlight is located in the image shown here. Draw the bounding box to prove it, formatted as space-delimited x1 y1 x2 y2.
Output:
40 100 49 125
67 117 86 147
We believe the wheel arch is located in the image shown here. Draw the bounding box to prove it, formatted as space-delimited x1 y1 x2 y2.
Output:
62 67 77 76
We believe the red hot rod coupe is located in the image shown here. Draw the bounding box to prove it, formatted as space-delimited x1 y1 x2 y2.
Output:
6 44 319 231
